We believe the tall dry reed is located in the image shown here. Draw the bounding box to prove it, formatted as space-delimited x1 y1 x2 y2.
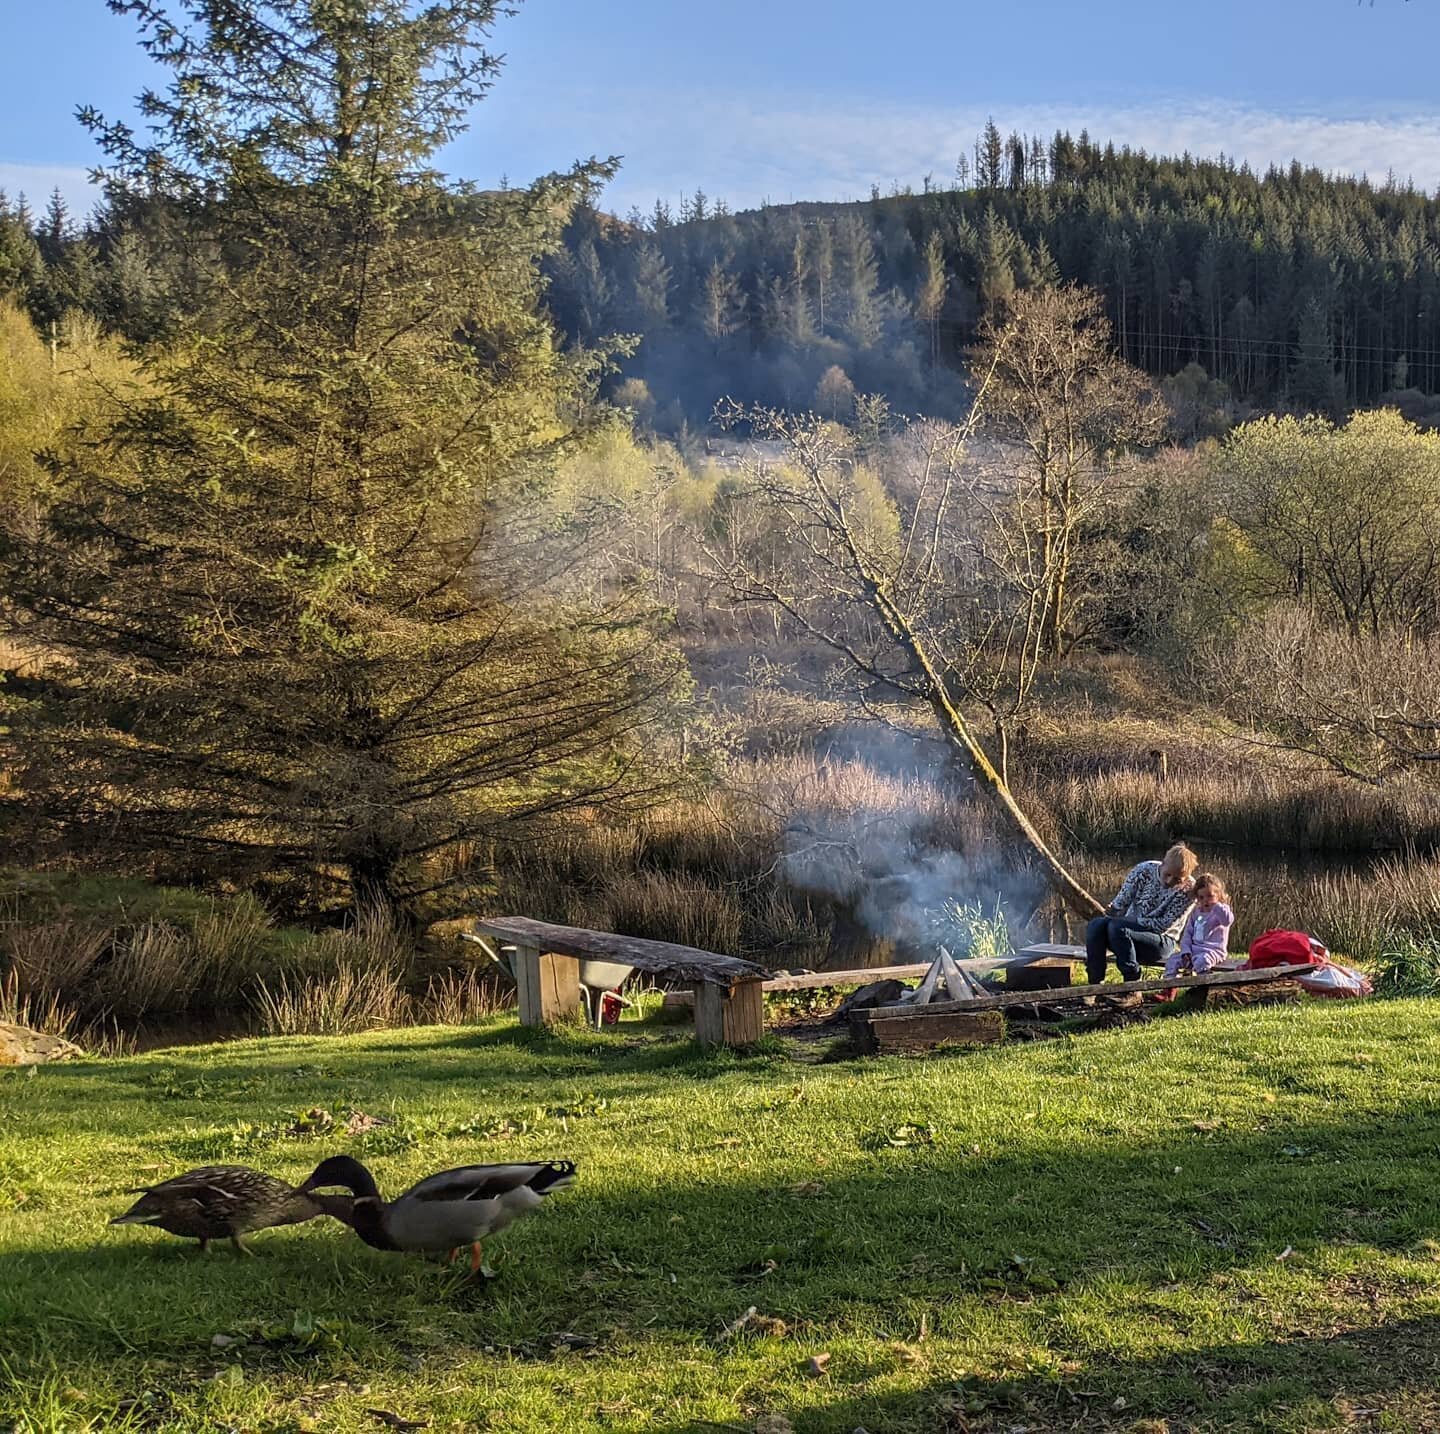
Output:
1051 768 1440 854
249 963 412 1037
415 967 507 1025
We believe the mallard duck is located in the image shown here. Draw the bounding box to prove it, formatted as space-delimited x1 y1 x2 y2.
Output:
110 1165 326 1254
300 1155 576 1272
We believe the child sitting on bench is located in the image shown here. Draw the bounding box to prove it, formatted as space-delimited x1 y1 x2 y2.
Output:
1161 872 1234 996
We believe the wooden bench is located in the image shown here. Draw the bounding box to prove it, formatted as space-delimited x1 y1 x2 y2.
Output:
472 917 771 1048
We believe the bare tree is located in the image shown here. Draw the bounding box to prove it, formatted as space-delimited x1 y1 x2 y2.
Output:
973 287 1165 658
705 398 1103 918
1228 607 1440 785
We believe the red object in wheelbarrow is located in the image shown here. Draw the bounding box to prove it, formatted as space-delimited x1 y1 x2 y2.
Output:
578 958 636 1029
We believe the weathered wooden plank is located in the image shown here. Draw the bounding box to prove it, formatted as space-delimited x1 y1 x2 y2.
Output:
1012 942 1086 961
512 945 582 1026
856 963 1319 1020
694 978 765 1047
474 917 768 986
761 950 1078 993
854 1009 1006 1054
763 963 932 992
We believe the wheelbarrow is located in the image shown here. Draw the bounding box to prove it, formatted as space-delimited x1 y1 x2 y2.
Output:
577 958 637 1029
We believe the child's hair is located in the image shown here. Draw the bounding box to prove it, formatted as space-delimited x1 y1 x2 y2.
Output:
1161 842 1198 879
1192 871 1229 903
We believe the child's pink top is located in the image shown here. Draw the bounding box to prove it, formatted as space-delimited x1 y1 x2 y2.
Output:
1180 902 1234 964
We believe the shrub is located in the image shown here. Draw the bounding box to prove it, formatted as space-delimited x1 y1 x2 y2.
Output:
1371 933 1440 998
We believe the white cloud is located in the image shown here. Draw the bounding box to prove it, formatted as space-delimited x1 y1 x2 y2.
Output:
11 97 1439 227
552 93 1440 214
0 162 100 218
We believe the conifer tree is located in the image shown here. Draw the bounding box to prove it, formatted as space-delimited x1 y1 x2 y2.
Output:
914 230 947 365
979 119 1004 189
0 205 45 305
784 231 815 345
699 258 742 349
38 189 71 265
978 207 1016 318
837 216 882 347
1 0 685 920
1007 132 1027 189
1291 294 1343 414
626 241 672 332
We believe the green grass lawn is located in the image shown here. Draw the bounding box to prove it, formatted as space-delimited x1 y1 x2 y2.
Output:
5 1005 1440 1433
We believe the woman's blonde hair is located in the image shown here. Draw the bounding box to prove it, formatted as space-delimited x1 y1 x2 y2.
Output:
1193 870 1229 903
1161 842 1198 878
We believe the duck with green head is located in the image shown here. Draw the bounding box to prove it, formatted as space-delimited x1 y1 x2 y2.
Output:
300 1155 576 1273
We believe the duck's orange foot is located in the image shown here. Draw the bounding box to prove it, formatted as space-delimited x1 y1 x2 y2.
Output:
469 1241 484 1274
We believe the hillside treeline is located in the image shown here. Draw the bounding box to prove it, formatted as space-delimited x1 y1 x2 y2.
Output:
543 126 1440 428
11 127 1440 436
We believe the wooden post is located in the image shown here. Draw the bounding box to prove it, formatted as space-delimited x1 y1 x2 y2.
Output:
512 945 582 1027
693 978 764 1048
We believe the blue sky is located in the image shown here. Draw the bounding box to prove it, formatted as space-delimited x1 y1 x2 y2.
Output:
2 0 1437 219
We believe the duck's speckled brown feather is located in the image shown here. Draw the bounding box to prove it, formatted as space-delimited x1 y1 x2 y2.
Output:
111 1165 321 1243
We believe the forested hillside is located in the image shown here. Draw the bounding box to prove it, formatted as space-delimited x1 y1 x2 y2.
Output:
8 125 1440 434
543 126 1440 428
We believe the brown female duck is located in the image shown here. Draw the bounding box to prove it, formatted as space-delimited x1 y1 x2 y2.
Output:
110 1165 326 1253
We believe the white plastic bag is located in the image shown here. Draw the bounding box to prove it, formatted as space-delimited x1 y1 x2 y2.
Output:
1297 962 1373 998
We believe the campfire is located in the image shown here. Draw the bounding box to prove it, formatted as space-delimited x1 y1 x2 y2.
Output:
895 945 992 1006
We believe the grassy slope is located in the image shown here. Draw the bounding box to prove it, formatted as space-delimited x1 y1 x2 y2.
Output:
4 1008 1440 1433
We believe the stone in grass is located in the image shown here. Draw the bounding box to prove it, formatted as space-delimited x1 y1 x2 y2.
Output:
828 980 909 1022
0 1022 82 1066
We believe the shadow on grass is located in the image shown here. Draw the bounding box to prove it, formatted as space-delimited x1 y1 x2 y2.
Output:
751 1313 1440 1433
13 1019 1440 1430
7 1082 1440 1433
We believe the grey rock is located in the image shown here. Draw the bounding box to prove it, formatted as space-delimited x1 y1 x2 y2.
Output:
0 1022 82 1066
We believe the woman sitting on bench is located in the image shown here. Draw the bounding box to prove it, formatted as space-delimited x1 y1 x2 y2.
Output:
1086 843 1197 985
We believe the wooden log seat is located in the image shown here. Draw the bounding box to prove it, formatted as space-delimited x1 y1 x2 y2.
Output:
472 916 771 1049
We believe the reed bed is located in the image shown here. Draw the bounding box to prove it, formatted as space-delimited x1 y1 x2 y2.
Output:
6 723 1440 1045
1053 767 1440 853
0 885 504 1045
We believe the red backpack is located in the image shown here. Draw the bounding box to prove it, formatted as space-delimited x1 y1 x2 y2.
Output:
1247 929 1324 969
1246 929 1373 997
